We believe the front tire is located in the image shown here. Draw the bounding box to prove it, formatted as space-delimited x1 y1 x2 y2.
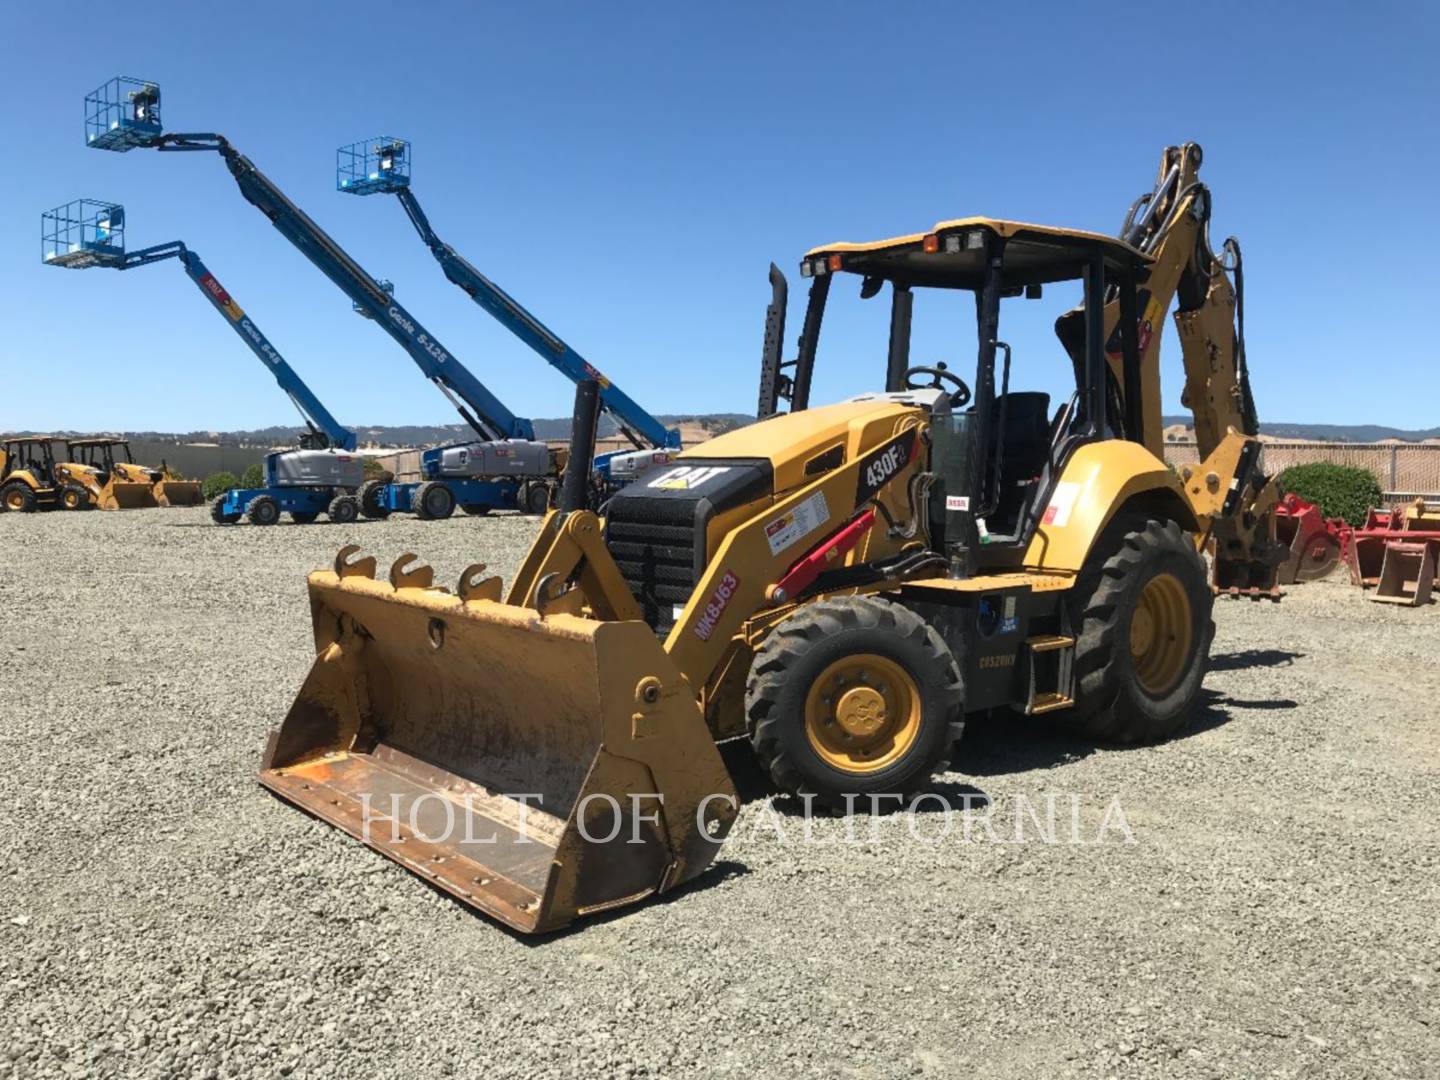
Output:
60 485 90 510
210 494 241 525
1066 517 1213 744
246 496 281 527
358 479 391 520
746 595 962 811
2 483 37 513
327 494 360 524
413 481 455 520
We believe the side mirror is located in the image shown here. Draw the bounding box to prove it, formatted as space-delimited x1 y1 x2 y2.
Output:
1025 284 1043 300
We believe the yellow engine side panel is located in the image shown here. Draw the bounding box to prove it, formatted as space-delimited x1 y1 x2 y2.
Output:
679 399 911 496
1023 440 1195 574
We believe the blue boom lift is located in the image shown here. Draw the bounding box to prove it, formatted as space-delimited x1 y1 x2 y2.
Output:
42 200 364 525
336 138 681 503
84 78 555 519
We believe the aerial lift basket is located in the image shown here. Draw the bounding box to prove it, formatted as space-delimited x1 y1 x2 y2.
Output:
259 383 737 933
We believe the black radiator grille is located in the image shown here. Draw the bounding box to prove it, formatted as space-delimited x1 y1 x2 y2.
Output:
606 517 700 638
602 458 774 639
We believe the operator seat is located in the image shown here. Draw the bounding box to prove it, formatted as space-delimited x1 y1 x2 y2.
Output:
988 391 1051 534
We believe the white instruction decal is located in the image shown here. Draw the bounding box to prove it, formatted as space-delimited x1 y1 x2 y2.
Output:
1042 481 1081 528
764 491 831 556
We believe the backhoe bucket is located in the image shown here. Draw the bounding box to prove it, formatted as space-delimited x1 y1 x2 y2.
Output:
98 480 158 510
153 479 203 506
1274 495 1341 584
259 551 739 934
1369 541 1435 606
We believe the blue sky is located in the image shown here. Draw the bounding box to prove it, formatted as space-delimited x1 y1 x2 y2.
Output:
3 2 1436 434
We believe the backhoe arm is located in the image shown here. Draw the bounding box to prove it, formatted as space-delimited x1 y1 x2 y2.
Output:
1097 143 1284 595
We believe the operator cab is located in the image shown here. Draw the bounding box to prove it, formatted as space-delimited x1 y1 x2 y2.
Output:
767 218 1150 573
2 437 59 481
68 438 134 476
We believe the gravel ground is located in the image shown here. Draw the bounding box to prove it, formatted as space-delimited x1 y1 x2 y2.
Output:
1 506 1436 1080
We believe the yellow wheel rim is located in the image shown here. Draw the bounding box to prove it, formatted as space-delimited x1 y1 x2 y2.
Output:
1130 572 1193 696
4 489 24 511
804 653 922 774
63 491 79 509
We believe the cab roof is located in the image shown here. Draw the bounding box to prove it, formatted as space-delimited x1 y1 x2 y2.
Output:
803 217 1149 289
2 435 58 444
66 436 128 447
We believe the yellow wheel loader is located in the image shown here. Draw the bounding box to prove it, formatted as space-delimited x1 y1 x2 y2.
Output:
0 436 67 512
259 144 1282 933
59 437 202 509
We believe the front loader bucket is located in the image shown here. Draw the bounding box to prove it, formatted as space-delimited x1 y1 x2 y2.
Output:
98 480 158 510
259 551 739 934
154 479 203 507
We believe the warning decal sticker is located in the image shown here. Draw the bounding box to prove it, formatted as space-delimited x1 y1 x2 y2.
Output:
764 490 831 556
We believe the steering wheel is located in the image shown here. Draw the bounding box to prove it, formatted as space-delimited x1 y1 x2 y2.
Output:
903 364 971 407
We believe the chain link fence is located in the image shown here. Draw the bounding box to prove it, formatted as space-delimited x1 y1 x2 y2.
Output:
1163 441 1440 504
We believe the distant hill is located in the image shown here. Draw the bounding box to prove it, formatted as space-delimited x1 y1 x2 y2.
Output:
1161 417 1440 443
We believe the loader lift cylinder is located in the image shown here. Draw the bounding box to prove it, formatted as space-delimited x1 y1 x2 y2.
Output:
560 379 601 513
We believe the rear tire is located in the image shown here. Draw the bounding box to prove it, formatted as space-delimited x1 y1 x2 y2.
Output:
246 496 281 527
522 482 552 515
210 494 241 525
746 595 962 812
358 479 391 520
1065 517 1213 744
327 494 360 524
2 483 38 513
413 481 455 520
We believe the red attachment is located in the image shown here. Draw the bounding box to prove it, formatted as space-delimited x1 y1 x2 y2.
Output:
768 510 877 603
1343 500 1440 588
1273 492 1347 584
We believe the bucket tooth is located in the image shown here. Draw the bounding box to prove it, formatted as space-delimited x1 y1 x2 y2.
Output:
389 553 434 590
335 545 377 579
458 563 503 603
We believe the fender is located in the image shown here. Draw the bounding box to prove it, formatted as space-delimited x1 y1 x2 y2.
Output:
1024 441 1198 574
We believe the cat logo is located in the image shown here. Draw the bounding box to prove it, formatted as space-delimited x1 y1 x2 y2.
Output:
978 653 1017 670
647 465 732 491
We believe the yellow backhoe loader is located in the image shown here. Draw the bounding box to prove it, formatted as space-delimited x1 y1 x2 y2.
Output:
258 143 1282 933
60 437 202 509
1 436 67 512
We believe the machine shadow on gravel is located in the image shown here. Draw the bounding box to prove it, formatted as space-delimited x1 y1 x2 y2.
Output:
1208 648 1303 672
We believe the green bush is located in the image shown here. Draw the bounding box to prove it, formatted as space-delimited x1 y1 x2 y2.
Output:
239 464 265 490
201 471 239 500
1279 462 1382 525
362 456 386 480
